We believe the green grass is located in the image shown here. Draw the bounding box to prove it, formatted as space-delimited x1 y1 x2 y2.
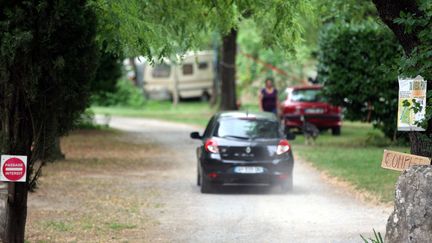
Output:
44 221 72 232
92 100 215 126
92 101 262 127
291 122 407 203
107 222 137 230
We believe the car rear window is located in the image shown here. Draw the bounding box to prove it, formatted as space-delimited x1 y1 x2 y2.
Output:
214 118 279 139
291 89 322 102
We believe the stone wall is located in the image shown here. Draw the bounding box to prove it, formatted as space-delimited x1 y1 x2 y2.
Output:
386 165 432 243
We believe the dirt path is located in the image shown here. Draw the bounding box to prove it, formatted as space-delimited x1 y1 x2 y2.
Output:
26 116 391 242
100 116 391 242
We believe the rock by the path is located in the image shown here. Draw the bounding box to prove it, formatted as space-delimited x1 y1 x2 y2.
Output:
386 165 432 243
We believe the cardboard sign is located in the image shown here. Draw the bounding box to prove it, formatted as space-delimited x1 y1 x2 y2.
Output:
397 75 427 131
0 155 27 182
381 150 431 172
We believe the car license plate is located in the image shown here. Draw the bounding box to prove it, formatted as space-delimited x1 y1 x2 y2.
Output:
234 166 264 174
305 108 324 114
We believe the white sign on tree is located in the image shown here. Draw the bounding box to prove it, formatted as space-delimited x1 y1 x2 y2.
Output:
397 75 427 131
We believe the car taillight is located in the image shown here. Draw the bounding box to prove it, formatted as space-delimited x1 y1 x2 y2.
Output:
330 105 341 114
284 106 296 113
205 139 219 153
276 139 290 155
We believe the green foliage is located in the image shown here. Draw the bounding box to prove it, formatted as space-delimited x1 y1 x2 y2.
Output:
234 0 382 102
73 109 105 130
394 0 432 130
95 0 314 60
317 22 403 138
293 0 379 63
0 0 99 175
236 19 319 101
317 0 378 24
91 48 143 108
91 49 123 96
89 48 123 106
94 0 210 58
365 132 391 147
92 79 145 107
361 229 384 243
236 20 294 94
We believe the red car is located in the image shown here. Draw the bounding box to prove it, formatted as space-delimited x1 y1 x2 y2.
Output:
281 85 342 135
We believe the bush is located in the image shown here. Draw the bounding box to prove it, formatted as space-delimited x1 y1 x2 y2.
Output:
92 79 146 107
91 50 123 96
317 22 403 139
364 132 391 147
73 110 102 129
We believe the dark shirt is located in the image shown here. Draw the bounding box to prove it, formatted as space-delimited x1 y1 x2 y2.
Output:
261 88 278 112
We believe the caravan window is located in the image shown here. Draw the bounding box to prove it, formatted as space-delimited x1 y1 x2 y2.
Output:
152 63 171 78
198 62 208 70
182 64 193 75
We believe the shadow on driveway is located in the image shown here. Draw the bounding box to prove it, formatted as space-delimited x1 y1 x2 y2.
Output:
192 184 311 196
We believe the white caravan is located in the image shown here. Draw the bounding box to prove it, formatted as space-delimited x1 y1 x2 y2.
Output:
143 51 215 100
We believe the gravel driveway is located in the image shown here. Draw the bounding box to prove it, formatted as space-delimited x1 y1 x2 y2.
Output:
98 116 391 243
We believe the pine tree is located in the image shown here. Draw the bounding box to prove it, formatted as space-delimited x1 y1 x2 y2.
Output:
0 1 99 240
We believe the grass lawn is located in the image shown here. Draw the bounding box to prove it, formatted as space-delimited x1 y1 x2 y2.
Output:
291 122 407 203
92 101 406 203
92 100 214 127
92 101 261 127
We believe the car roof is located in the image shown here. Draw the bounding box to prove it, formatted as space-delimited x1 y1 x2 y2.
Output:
285 85 322 92
216 111 278 121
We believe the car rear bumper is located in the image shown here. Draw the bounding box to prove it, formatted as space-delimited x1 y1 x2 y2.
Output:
211 173 291 185
284 114 341 128
200 156 293 185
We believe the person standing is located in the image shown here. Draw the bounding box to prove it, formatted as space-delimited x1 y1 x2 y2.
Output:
258 77 279 115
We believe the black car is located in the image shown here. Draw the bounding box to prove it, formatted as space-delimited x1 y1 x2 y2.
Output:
190 111 295 193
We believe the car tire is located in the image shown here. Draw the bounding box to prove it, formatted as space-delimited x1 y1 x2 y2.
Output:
197 169 201 186
319 128 328 133
200 176 213 193
331 126 341 136
200 92 210 102
281 176 293 193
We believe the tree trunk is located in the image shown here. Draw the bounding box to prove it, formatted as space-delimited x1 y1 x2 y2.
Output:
172 67 179 106
4 183 28 243
210 38 220 107
51 136 65 161
372 0 424 54
373 2 432 240
39 135 64 163
41 116 64 163
409 133 432 158
373 0 432 159
220 28 238 111
0 84 32 242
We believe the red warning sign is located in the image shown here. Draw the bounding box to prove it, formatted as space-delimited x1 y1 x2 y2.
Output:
1 155 27 182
